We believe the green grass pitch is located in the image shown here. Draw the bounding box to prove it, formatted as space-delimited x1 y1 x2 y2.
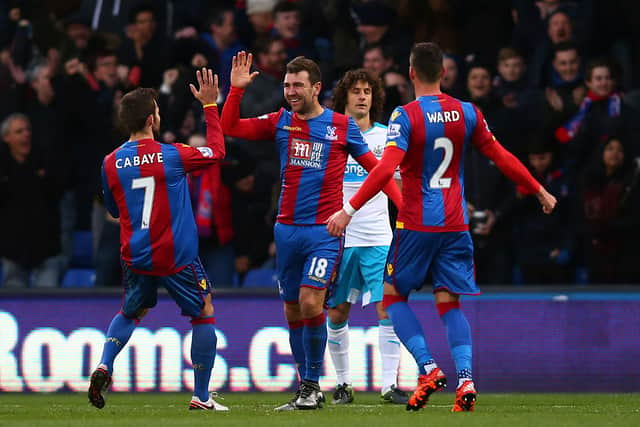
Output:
1 392 639 427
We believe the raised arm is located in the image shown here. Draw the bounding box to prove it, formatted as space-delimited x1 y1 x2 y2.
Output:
178 68 225 172
220 51 278 140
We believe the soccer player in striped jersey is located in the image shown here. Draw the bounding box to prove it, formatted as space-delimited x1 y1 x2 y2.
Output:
327 43 557 412
89 68 229 411
326 68 408 405
221 52 402 410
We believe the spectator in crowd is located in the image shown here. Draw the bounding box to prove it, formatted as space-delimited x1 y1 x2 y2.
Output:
118 4 168 89
542 43 585 138
441 53 465 99
201 6 245 102
246 0 278 37
352 1 410 72
0 114 64 287
558 59 640 178
577 136 640 283
362 44 393 79
57 14 94 68
514 139 572 284
271 1 316 61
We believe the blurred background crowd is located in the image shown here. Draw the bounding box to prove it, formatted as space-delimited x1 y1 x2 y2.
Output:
1 0 639 288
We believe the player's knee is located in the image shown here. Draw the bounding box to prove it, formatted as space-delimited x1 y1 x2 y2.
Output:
382 293 407 310
435 300 460 317
199 300 214 318
328 308 348 324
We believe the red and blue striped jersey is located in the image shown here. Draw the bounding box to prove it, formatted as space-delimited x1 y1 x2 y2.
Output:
388 94 505 232
101 106 225 276
222 88 370 225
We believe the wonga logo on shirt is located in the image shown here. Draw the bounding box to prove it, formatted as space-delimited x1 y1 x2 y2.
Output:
289 139 324 168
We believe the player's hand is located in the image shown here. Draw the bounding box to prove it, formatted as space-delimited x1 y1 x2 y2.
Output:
230 51 259 89
190 67 218 106
536 187 557 214
326 209 352 237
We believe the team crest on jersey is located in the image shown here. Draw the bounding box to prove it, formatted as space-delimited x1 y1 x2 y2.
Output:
387 123 401 139
386 263 394 276
372 144 384 157
289 138 324 168
325 126 338 141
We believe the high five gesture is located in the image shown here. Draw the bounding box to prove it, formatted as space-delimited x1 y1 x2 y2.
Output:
189 67 219 105
230 51 259 89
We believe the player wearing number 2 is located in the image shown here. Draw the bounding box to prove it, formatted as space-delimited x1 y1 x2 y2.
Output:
89 68 229 411
327 43 557 412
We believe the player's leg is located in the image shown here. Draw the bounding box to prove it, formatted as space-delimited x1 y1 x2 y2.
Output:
274 223 307 411
294 225 341 409
359 245 407 403
431 231 479 412
162 258 228 411
326 246 360 404
327 302 353 403
382 230 446 410
89 262 156 409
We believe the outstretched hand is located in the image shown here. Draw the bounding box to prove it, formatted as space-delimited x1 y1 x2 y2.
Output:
230 51 259 89
189 67 218 105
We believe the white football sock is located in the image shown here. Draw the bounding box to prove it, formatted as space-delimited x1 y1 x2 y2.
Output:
327 323 351 385
379 324 401 393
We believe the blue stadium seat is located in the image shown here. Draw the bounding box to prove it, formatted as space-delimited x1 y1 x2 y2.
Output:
242 268 278 288
61 268 96 287
71 231 94 268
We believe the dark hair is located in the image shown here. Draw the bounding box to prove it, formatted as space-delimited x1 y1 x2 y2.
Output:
332 68 385 122
273 1 299 16
118 88 158 134
552 42 579 58
585 58 613 82
129 3 155 24
253 35 282 56
286 56 321 84
208 7 233 28
410 42 443 83
363 43 392 60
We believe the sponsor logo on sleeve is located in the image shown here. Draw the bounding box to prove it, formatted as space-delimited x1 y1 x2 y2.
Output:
387 123 401 139
197 147 214 158
390 109 401 121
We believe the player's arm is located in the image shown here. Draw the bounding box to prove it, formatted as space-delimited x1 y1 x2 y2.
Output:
220 51 278 140
471 105 556 213
327 109 408 237
178 68 226 172
354 150 403 208
101 161 119 219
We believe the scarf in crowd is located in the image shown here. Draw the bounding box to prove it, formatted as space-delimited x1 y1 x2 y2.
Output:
555 90 621 143
189 164 233 245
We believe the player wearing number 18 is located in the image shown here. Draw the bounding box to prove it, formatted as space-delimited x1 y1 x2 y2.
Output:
90 68 229 411
326 42 557 412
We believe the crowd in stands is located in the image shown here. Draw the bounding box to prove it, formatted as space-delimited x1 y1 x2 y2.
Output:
1 0 639 288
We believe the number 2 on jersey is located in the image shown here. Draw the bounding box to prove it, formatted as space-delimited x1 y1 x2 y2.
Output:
131 176 155 229
430 137 453 189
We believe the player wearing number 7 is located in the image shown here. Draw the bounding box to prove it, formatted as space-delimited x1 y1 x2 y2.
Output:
326 42 557 413
90 68 229 411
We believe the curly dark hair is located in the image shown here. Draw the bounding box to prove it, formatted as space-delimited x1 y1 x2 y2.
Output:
332 68 385 124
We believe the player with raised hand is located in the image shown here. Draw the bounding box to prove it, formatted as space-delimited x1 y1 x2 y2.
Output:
327 42 557 413
221 52 402 410
89 68 229 411
327 68 408 405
